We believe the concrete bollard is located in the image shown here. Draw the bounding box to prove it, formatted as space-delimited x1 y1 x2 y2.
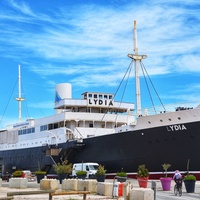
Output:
97 182 113 196
130 188 154 200
40 179 59 190
9 178 28 188
77 179 97 193
62 179 78 191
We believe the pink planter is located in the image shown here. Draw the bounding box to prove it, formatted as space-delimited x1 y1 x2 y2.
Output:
160 177 172 191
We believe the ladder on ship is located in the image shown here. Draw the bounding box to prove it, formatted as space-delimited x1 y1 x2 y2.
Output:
43 139 85 172
59 139 85 161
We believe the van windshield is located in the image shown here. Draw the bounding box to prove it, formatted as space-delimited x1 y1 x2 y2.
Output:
89 165 98 170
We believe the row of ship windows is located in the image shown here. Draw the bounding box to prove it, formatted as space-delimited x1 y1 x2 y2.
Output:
1 138 61 149
84 93 113 100
18 122 99 136
18 125 48 135
18 128 35 135
148 117 181 124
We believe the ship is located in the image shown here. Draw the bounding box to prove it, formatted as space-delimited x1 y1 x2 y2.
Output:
0 21 200 179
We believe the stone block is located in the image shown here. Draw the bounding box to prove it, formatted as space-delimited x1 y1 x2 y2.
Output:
9 178 28 188
130 188 154 200
62 179 78 191
97 182 113 196
40 179 58 190
77 179 97 193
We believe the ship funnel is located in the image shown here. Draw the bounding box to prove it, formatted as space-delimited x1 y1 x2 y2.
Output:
55 83 72 102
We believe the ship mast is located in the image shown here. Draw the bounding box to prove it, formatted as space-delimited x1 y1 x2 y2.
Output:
15 65 25 122
128 20 147 116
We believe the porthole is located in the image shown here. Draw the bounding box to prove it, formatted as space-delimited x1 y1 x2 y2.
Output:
168 118 171 121
160 119 163 122
178 117 181 120
148 121 151 124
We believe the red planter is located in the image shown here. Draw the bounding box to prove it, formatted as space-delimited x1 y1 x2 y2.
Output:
160 177 172 191
137 177 149 188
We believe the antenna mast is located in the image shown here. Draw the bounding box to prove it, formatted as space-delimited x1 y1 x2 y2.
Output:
128 20 147 116
15 65 25 122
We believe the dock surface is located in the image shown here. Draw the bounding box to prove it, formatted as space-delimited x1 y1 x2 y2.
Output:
1 179 200 199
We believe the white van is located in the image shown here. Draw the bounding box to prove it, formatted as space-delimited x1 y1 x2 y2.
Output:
72 162 99 179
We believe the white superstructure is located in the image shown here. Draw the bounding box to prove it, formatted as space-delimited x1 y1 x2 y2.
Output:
0 83 135 152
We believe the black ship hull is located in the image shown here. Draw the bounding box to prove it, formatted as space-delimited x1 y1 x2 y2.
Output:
69 120 200 174
1 119 199 177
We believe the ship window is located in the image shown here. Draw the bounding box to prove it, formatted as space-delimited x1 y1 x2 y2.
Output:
31 128 35 133
160 119 163 122
88 94 92 98
94 94 97 98
109 95 113 99
23 129 26 134
99 95 102 99
89 123 93 128
54 123 58 129
148 121 151 124
27 128 31 134
178 117 181 120
168 118 171 121
104 95 107 99
40 125 47 131
49 124 53 130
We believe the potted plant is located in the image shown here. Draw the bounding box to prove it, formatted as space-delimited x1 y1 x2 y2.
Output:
10 170 27 188
53 160 72 184
116 170 127 182
76 170 87 179
160 163 172 191
137 164 149 188
95 165 106 182
35 161 46 183
35 170 46 184
12 170 24 178
184 174 196 193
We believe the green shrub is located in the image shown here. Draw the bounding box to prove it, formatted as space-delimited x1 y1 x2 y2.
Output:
184 174 196 181
35 171 46 175
116 171 127 177
137 164 149 178
161 163 171 177
95 165 106 176
12 170 23 177
53 160 72 174
76 170 87 175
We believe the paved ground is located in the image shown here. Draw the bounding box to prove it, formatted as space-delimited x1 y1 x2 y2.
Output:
0 179 200 199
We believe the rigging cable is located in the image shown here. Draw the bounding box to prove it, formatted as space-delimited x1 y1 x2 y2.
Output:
0 79 17 128
140 61 166 112
92 60 134 135
113 60 133 125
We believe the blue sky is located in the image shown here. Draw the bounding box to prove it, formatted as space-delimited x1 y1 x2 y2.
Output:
0 0 200 128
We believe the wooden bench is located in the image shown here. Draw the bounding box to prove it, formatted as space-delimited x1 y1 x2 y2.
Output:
7 190 55 200
0 197 14 200
7 190 90 200
50 191 90 200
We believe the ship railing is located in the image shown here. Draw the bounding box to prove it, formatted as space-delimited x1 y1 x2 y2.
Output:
112 176 156 200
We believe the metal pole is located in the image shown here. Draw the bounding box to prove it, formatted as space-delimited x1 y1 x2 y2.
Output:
151 181 156 200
